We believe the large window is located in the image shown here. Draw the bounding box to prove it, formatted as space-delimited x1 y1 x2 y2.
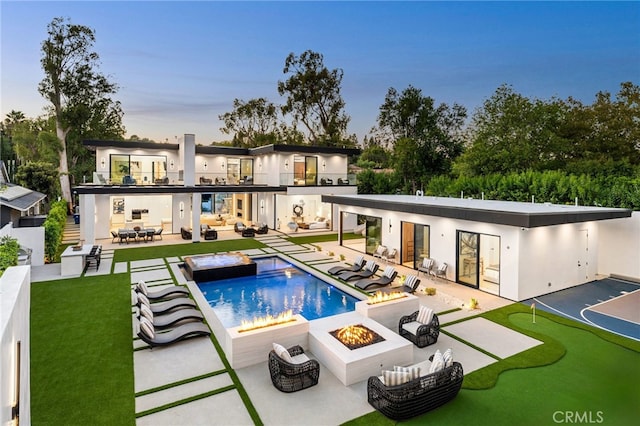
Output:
226 158 253 184
109 154 166 184
456 231 500 295
339 212 381 256
293 156 318 185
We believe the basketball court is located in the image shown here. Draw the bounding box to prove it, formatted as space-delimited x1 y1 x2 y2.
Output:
523 277 640 341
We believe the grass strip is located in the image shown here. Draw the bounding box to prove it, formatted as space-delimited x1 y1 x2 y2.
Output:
436 307 462 316
134 370 229 397
31 273 135 426
135 385 236 418
113 239 266 262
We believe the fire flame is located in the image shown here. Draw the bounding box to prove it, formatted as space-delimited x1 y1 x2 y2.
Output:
367 290 407 305
238 309 295 332
336 324 375 346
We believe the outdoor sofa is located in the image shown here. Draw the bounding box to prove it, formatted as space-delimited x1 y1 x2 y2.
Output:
367 361 463 421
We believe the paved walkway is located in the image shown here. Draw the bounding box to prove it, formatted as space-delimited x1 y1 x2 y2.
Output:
32 232 530 425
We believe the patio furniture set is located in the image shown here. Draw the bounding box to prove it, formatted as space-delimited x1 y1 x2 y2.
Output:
112 227 163 244
418 257 448 279
234 222 268 237
267 300 460 420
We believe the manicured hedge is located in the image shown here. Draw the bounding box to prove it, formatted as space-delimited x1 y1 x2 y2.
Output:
44 200 69 263
0 235 20 276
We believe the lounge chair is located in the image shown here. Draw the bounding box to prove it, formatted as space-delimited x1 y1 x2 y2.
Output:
111 230 119 243
153 228 163 240
135 280 190 300
137 304 204 329
135 292 196 315
328 255 365 275
399 305 440 348
382 248 397 263
136 317 210 347
372 245 387 260
400 275 421 294
417 258 434 276
431 262 448 280
269 344 320 392
354 266 397 290
338 260 379 281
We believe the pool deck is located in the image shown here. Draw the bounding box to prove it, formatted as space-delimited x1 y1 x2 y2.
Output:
32 231 530 425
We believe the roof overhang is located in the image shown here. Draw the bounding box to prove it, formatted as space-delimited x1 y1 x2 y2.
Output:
73 184 287 195
250 144 360 156
322 194 633 228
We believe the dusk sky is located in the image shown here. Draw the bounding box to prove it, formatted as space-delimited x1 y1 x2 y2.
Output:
1 1 639 144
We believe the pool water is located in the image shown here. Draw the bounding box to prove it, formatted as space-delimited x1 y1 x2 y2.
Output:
197 257 360 328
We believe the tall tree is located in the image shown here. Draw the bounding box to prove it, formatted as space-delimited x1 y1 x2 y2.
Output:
277 50 351 146
39 17 120 211
11 116 60 164
219 98 280 147
376 86 466 191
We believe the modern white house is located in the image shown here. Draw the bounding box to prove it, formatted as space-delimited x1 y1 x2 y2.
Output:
322 194 638 301
75 135 359 242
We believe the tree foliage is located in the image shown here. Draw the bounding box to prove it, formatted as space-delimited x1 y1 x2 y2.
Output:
375 86 467 192
39 17 123 209
219 98 281 147
14 161 61 205
11 116 60 164
455 82 640 177
278 50 351 146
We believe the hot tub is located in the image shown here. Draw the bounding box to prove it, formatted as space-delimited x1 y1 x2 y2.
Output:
183 252 257 282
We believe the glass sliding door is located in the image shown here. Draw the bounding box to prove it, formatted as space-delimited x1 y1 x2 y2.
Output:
401 222 430 269
305 157 317 185
364 215 382 255
240 159 253 183
457 231 479 288
479 234 500 295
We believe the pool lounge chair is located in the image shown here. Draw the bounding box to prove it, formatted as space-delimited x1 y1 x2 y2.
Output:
137 304 204 329
354 266 397 290
328 255 366 275
136 292 196 315
338 260 379 281
135 280 190 300
137 317 210 347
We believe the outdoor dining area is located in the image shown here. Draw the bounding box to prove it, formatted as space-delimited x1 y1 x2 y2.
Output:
112 226 163 244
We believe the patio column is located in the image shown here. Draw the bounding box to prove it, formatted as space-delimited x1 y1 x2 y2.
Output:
182 134 195 186
191 193 201 243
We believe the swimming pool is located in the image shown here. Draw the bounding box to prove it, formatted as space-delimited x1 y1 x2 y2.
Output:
197 256 360 328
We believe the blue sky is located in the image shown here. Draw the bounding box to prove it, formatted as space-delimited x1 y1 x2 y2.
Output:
1 1 639 144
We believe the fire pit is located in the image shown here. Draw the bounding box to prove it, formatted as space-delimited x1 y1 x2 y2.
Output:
330 324 385 350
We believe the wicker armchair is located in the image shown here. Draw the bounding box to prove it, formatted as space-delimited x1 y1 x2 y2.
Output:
268 345 320 393
399 310 440 348
367 362 464 421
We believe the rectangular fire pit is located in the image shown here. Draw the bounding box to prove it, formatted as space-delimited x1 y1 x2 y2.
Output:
330 324 385 350
309 312 413 386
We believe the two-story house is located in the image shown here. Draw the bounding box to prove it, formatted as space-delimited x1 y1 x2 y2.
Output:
75 134 360 242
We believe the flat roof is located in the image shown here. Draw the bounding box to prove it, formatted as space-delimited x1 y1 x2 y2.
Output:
83 140 360 156
321 194 633 228
74 184 287 195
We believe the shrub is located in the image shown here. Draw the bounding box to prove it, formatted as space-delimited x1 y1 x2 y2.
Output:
43 200 68 263
425 287 436 296
0 235 20 276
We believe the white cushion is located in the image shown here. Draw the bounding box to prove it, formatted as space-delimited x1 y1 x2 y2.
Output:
404 275 418 289
139 317 155 340
429 350 444 374
382 370 411 386
137 280 148 295
443 348 453 367
272 343 292 363
290 353 310 364
139 303 153 321
383 266 395 278
401 321 423 336
394 365 421 380
416 306 434 325
137 292 150 307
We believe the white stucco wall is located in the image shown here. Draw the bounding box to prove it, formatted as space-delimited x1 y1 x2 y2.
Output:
1 266 31 426
597 212 640 279
4 225 45 267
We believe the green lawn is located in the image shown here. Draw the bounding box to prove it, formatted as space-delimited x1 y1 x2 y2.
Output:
346 305 640 425
30 241 640 425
